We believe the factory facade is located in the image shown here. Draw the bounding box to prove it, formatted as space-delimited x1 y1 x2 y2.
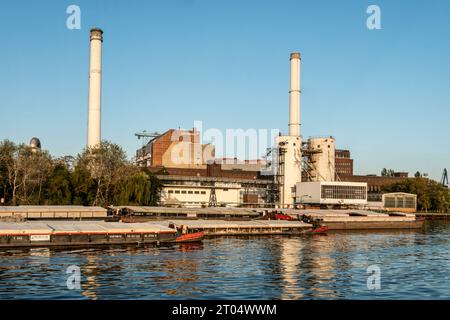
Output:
135 128 274 207
136 128 215 169
133 52 373 209
76 27 413 210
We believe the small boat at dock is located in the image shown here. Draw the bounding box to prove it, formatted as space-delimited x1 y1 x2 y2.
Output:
304 225 328 234
169 223 204 243
175 231 204 243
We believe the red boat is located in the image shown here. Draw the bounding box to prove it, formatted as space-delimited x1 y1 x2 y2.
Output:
304 225 329 234
274 213 294 221
175 231 204 243
170 223 204 243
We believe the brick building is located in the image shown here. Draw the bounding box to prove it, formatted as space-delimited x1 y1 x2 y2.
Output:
136 129 215 169
335 149 353 179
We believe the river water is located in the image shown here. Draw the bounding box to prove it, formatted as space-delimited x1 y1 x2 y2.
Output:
0 221 449 300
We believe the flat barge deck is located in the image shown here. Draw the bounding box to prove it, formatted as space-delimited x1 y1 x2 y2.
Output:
112 205 261 220
164 220 314 236
113 206 424 230
0 221 176 248
284 209 424 230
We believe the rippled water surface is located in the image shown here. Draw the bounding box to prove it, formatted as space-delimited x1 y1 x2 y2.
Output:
1 221 450 299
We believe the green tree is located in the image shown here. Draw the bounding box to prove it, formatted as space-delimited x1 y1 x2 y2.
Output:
71 165 96 205
1 139 161 207
0 140 15 204
43 163 73 205
383 177 450 212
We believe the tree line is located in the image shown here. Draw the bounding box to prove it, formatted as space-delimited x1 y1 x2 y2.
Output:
383 177 450 212
0 140 161 207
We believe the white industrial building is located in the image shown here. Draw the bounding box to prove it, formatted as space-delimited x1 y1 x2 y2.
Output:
157 175 273 208
296 181 368 206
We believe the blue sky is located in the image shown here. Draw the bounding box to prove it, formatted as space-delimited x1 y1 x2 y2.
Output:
0 0 449 181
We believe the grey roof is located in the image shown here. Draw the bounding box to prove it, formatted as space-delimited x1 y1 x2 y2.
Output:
165 219 312 229
0 206 106 213
113 206 260 216
382 192 417 197
0 221 174 234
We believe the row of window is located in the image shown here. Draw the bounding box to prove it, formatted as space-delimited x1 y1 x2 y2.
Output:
321 185 367 200
167 188 230 195
368 185 382 192
168 190 207 195
337 169 352 174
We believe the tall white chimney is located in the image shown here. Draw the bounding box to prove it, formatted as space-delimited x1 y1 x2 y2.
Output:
87 27 103 148
276 52 302 208
289 52 300 137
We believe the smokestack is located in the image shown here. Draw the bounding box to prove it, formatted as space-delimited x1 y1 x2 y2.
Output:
87 27 103 148
289 52 300 137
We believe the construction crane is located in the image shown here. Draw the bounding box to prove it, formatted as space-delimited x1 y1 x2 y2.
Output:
135 130 161 147
441 168 448 187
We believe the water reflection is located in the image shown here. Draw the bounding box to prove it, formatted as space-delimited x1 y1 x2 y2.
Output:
279 238 303 299
0 221 450 299
81 253 100 300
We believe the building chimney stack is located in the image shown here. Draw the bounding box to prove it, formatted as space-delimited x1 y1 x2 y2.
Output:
87 27 103 148
289 52 301 137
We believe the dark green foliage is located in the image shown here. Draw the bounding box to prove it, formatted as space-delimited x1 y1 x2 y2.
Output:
381 168 396 177
43 164 73 205
0 140 161 207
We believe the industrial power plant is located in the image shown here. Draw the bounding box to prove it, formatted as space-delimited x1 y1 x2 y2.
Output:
83 27 417 213
3 3 450 303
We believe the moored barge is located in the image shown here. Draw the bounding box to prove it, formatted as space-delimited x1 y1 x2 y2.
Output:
0 221 177 248
166 220 316 237
292 209 424 230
